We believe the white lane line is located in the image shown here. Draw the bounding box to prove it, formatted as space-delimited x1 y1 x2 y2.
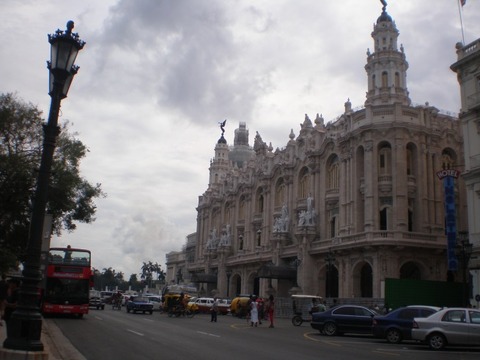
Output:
127 329 145 336
197 331 221 338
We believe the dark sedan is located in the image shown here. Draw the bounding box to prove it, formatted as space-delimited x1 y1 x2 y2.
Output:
311 305 378 336
372 306 440 343
126 296 154 314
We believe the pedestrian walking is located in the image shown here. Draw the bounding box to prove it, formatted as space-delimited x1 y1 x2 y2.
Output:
256 297 265 324
267 294 275 328
210 296 219 322
250 296 259 327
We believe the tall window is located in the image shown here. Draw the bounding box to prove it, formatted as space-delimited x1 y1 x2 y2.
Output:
327 156 339 190
330 216 337 238
442 151 455 170
299 167 309 199
256 188 264 213
395 72 400 88
382 71 388 87
275 179 286 207
378 144 392 175
380 207 390 230
238 196 245 220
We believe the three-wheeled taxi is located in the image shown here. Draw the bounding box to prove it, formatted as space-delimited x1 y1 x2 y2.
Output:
291 294 324 326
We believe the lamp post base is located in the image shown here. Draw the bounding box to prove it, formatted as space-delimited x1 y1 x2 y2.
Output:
3 316 43 352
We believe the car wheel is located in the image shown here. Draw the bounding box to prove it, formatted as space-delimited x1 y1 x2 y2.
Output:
428 333 446 350
386 328 402 344
149 311 153 315
127 308 130 313
292 315 303 327
323 322 338 336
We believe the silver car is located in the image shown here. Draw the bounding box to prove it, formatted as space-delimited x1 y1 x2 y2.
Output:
412 307 480 350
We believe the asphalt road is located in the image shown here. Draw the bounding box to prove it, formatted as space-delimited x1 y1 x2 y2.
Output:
50 308 480 360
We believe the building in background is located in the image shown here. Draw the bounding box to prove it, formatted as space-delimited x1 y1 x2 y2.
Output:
451 36 480 305
167 4 467 303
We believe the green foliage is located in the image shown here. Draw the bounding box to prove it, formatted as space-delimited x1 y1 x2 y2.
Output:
0 93 105 273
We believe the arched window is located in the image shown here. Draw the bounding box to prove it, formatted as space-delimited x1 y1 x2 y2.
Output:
380 207 390 230
361 263 373 298
442 151 455 170
298 167 309 199
382 71 388 87
378 144 392 175
395 72 400 88
275 179 286 207
330 216 337 238
238 196 246 220
327 156 339 190
256 188 264 213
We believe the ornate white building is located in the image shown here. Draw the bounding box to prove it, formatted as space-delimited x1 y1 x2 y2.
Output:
167 4 467 302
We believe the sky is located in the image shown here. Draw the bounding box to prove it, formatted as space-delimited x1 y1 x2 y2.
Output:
1 0 478 280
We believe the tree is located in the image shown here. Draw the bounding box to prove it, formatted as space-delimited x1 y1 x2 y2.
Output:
0 93 105 273
141 261 166 289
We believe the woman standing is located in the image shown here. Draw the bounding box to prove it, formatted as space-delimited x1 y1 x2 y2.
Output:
250 297 258 327
267 295 275 328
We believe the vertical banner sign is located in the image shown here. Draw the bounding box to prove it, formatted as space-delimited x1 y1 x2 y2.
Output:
436 169 460 271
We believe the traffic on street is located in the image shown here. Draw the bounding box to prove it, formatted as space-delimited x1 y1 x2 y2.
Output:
49 306 480 360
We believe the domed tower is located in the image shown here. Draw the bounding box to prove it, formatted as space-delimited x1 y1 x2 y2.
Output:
228 122 254 168
208 132 230 190
364 2 411 106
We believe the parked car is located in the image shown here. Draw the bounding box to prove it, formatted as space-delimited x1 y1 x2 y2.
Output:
126 296 154 314
372 306 440 343
412 307 480 350
311 305 378 336
145 295 163 311
218 299 231 315
89 290 105 310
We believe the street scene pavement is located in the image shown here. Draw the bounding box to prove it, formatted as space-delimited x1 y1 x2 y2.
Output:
0 319 86 360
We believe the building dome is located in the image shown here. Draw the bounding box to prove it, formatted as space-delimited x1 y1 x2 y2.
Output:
217 135 227 144
377 9 392 23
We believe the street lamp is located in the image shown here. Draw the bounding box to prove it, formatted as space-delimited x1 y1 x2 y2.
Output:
3 21 84 352
455 231 473 306
325 251 336 298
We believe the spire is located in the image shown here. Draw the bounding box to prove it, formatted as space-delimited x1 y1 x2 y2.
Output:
364 2 411 106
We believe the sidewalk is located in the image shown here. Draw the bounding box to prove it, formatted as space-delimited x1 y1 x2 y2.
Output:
0 319 86 360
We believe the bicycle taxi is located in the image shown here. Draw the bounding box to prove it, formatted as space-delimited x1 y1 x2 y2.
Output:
291 294 324 326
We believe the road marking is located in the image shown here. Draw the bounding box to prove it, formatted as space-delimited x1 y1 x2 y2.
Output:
127 329 145 336
143 318 154 322
373 350 400 356
197 331 220 338
94 316 103 320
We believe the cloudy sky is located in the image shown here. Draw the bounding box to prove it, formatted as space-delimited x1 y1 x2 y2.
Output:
1 0 478 280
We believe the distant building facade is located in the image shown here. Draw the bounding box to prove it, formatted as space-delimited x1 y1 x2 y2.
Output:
451 37 480 304
167 5 467 301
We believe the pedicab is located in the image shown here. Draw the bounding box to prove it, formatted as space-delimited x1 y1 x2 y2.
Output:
291 294 324 326
163 293 194 318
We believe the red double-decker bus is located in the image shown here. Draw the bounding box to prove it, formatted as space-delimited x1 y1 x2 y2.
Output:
42 246 92 317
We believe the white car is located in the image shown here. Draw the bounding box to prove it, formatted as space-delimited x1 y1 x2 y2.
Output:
144 295 163 311
412 307 480 350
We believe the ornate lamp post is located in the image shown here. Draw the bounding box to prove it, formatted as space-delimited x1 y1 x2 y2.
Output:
455 231 473 306
3 21 84 351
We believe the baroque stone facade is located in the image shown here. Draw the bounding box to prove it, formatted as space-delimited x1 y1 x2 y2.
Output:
167 5 467 301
